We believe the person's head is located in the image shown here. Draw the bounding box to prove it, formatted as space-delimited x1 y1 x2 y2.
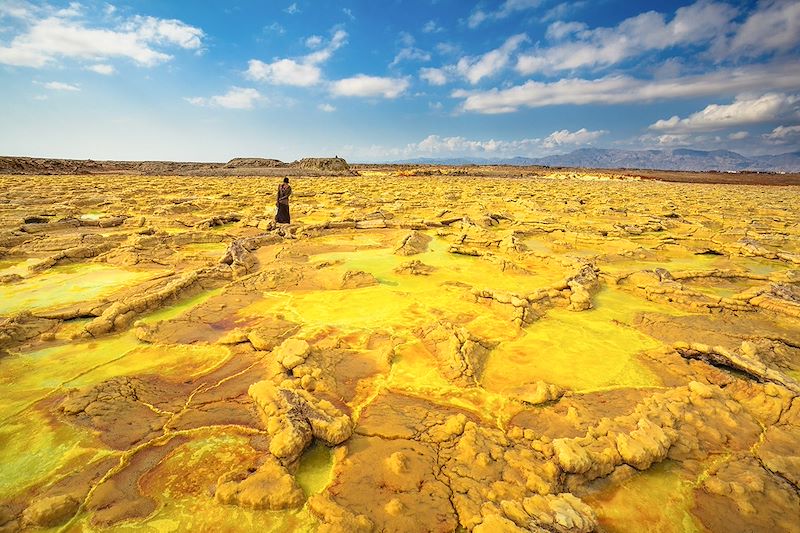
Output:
283 177 289 184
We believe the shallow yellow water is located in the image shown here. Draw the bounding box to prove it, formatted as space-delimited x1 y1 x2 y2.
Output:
482 288 679 392
585 461 703 533
0 263 159 315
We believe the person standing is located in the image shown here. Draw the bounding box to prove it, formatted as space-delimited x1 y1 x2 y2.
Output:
276 177 292 223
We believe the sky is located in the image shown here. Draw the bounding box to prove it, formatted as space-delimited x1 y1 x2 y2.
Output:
0 0 799 162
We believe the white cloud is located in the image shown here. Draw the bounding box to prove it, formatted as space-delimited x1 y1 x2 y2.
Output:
318 103 336 112
729 131 749 140
305 35 322 48
763 125 800 144
125 15 203 49
247 29 347 86
264 22 285 35
37 80 80 91
542 128 607 148
301 29 347 64
55 2 82 18
517 1 738 74
456 33 527 84
435 42 460 56
85 63 114 75
342 8 355 21
422 20 444 34
373 128 604 159
0 1 37 21
453 63 800 114
467 0 541 28
649 93 800 132
639 133 693 147
390 41 431 68
0 9 204 68
284 2 300 15
725 0 800 58
186 87 264 110
542 1 587 23
545 21 587 40
246 58 321 87
420 67 448 85
330 75 410 99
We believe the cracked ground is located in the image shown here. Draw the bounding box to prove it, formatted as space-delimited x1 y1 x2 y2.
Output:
1 169 799 532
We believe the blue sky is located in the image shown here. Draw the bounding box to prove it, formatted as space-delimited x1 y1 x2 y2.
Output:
1 0 799 162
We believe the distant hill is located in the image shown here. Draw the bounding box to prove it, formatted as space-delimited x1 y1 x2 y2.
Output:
0 156 355 176
392 148 800 172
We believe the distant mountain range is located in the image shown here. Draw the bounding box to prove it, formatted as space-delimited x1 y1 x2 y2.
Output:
392 148 800 172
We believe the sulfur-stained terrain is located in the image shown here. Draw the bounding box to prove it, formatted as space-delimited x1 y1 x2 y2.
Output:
1 168 799 532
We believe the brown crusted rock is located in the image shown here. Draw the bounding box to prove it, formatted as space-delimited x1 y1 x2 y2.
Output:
248 380 353 462
0 312 58 350
520 493 598 532
419 322 494 387
697 457 799 531
614 417 672 470
355 219 386 229
215 456 304 510
552 438 592 474
219 239 257 275
341 270 379 289
308 494 373 533
394 259 435 275
473 513 531 532
566 264 599 311
394 230 432 256
272 337 311 369
513 381 565 405
22 494 79 528
245 318 300 351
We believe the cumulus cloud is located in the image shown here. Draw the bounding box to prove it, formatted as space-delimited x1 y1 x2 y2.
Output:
186 87 264 109
390 32 431 68
453 63 800 114
516 1 738 74
542 128 607 148
763 125 800 144
422 20 444 34
467 0 541 29
284 2 300 15
85 63 114 75
0 7 204 68
724 0 800 58
318 103 336 112
247 29 347 86
330 75 410 99
305 35 322 48
649 93 800 132
37 80 80 91
246 58 321 87
729 131 749 140
421 34 527 86
455 33 527 84
420 67 448 86
377 128 605 159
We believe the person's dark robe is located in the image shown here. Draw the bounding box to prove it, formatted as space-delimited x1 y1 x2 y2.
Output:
276 183 292 223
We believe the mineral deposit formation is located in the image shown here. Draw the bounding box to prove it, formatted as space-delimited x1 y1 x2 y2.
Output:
1 163 799 532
